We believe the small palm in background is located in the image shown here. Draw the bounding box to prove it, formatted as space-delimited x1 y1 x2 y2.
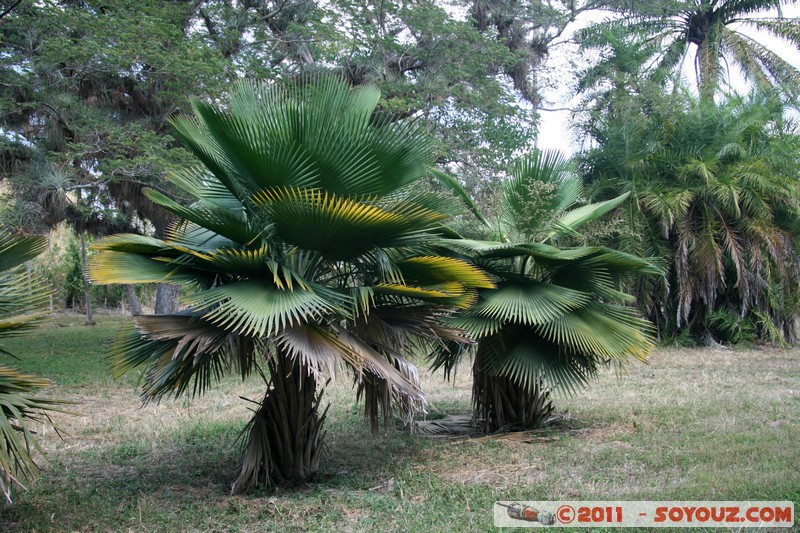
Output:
0 232 66 502
435 150 659 432
89 78 492 493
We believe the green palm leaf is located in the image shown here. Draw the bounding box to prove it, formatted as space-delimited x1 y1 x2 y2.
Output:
471 281 591 326
0 365 71 501
554 192 630 237
0 234 47 272
252 187 446 258
144 189 265 246
534 304 654 362
0 232 69 502
478 330 597 397
394 256 495 289
182 279 345 337
88 251 202 286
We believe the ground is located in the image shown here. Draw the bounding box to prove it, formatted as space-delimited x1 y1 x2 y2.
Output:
0 315 798 532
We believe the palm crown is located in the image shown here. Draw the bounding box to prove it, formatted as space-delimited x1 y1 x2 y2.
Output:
581 0 800 99
89 77 492 492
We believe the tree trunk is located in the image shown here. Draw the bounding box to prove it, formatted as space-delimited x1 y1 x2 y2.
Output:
154 283 180 314
472 340 553 433
231 348 327 494
126 284 142 316
79 231 95 326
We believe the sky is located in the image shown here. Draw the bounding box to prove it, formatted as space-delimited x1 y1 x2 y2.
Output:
536 5 800 155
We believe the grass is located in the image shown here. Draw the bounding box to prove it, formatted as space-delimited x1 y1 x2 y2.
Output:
0 315 798 531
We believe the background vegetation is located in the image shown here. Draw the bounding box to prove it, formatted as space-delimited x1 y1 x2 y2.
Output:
2 0 798 345
0 0 798 528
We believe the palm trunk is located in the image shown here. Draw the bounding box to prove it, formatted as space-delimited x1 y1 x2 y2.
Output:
154 283 180 314
231 348 327 494
472 340 553 433
126 284 142 316
79 231 95 326
696 37 720 103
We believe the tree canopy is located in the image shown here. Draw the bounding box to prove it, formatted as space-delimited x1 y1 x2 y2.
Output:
580 0 800 100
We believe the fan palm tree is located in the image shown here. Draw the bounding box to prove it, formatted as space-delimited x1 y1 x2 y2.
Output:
434 150 658 432
580 0 800 100
0 231 65 502
88 78 493 493
581 92 800 343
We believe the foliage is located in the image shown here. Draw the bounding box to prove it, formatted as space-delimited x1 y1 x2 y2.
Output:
191 0 546 211
579 0 800 100
0 0 228 236
580 91 800 343
436 150 657 431
0 0 557 232
89 78 492 492
0 230 67 502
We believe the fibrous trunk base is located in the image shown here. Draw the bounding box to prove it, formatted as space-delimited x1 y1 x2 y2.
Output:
232 350 327 494
472 346 554 433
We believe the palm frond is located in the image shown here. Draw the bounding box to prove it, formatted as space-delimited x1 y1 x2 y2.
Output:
145 189 265 246
111 315 259 400
182 279 345 338
0 234 47 272
395 256 494 289
91 234 184 256
0 271 51 338
274 324 342 380
428 168 489 225
0 232 67 502
88 251 201 285
534 304 654 362
553 192 630 237
477 330 596 397
0 365 71 502
252 187 446 259
471 281 591 327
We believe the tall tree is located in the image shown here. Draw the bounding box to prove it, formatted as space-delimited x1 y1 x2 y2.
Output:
579 0 800 100
89 78 492 493
0 0 230 313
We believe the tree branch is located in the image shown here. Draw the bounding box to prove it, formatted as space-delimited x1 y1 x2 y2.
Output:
0 0 23 20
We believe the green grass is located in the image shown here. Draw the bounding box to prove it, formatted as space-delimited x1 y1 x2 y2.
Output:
1 316 798 531
1 315 137 389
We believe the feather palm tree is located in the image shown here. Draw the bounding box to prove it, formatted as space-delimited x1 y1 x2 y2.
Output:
88 78 493 493
580 0 800 100
434 150 658 432
0 231 66 502
581 92 800 343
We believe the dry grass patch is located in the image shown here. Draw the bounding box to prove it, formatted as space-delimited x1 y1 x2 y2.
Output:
0 319 798 531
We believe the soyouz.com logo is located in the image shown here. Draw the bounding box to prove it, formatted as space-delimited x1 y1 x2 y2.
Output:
493 501 794 528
